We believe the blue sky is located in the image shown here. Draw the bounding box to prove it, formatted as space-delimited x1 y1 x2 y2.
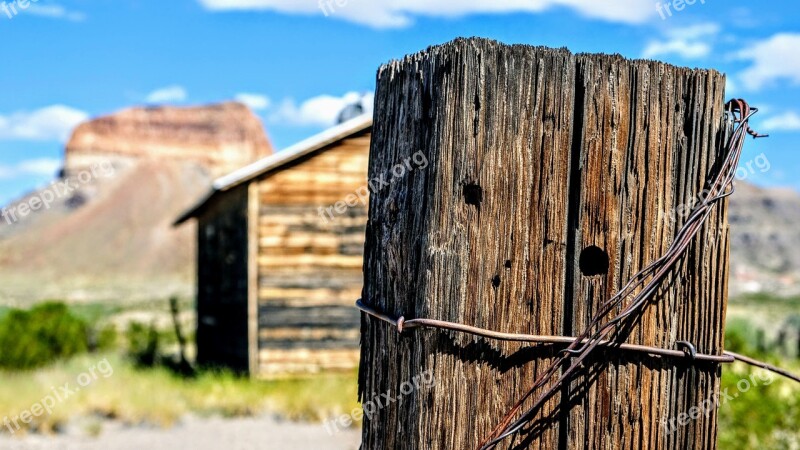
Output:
1 0 799 205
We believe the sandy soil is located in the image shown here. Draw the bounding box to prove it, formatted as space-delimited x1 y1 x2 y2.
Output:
0 416 361 450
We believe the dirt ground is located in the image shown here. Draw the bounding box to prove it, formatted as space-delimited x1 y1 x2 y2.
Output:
0 416 361 450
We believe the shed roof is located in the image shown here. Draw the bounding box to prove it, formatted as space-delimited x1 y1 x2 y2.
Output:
174 113 373 225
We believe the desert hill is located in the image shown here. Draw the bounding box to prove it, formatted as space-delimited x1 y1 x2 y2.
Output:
728 182 800 296
0 102 272 304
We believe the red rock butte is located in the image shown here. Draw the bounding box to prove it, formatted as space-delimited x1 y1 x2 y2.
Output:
65 101 273 177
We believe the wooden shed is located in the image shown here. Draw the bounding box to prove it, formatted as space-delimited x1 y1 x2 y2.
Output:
175 115 372 377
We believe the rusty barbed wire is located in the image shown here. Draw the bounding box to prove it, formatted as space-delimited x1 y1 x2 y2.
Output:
357 299 734 363
356 302 800 382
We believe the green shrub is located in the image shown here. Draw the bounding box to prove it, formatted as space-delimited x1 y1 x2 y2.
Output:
0 302 89 370
93 324 119 352
724 318 756 355
125 322 160 367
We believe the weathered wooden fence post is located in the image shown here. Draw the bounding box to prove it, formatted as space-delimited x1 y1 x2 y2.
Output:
359 38 730 450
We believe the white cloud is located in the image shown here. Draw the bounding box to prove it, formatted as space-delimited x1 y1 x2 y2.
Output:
0 105 89 141
643 40 710 59
0 158 61 180
26 4 86 21
145 85 188 104
761 112 800 132
642 23 719 59
197 0 655 28
671 23 720 40
735 34 800 91
17 158 62 176
270 92 373 127
235 93 271 111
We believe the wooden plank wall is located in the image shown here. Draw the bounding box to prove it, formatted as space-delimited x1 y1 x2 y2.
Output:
195 185 250 372
256 131 370 376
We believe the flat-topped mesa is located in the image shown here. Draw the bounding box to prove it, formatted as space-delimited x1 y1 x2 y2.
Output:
64 101 273 177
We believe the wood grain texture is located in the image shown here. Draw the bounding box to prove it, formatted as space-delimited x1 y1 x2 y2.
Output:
247 181 260 376
359 38 730 450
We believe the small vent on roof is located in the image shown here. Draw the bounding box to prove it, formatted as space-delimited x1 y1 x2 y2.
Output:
337 102 365 124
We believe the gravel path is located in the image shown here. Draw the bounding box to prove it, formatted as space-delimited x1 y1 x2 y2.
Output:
0 416 361 450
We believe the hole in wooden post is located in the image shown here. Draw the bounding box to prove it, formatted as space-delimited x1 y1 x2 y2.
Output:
491 275 501 288
504 260 512 269
579 246 609 277
463 184 483 207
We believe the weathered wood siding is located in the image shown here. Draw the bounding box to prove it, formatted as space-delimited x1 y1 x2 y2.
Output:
195 185 250 372
256 131 370 376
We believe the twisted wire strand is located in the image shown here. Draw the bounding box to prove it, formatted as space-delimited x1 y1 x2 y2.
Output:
357 299 734 363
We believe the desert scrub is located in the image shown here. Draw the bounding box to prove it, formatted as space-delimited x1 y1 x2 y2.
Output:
0 302 89 370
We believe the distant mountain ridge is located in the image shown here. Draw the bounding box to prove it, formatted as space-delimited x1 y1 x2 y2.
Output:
0 102 273 304
728 182 800 296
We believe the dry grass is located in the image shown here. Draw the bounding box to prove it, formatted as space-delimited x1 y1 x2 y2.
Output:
0 353 359 436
